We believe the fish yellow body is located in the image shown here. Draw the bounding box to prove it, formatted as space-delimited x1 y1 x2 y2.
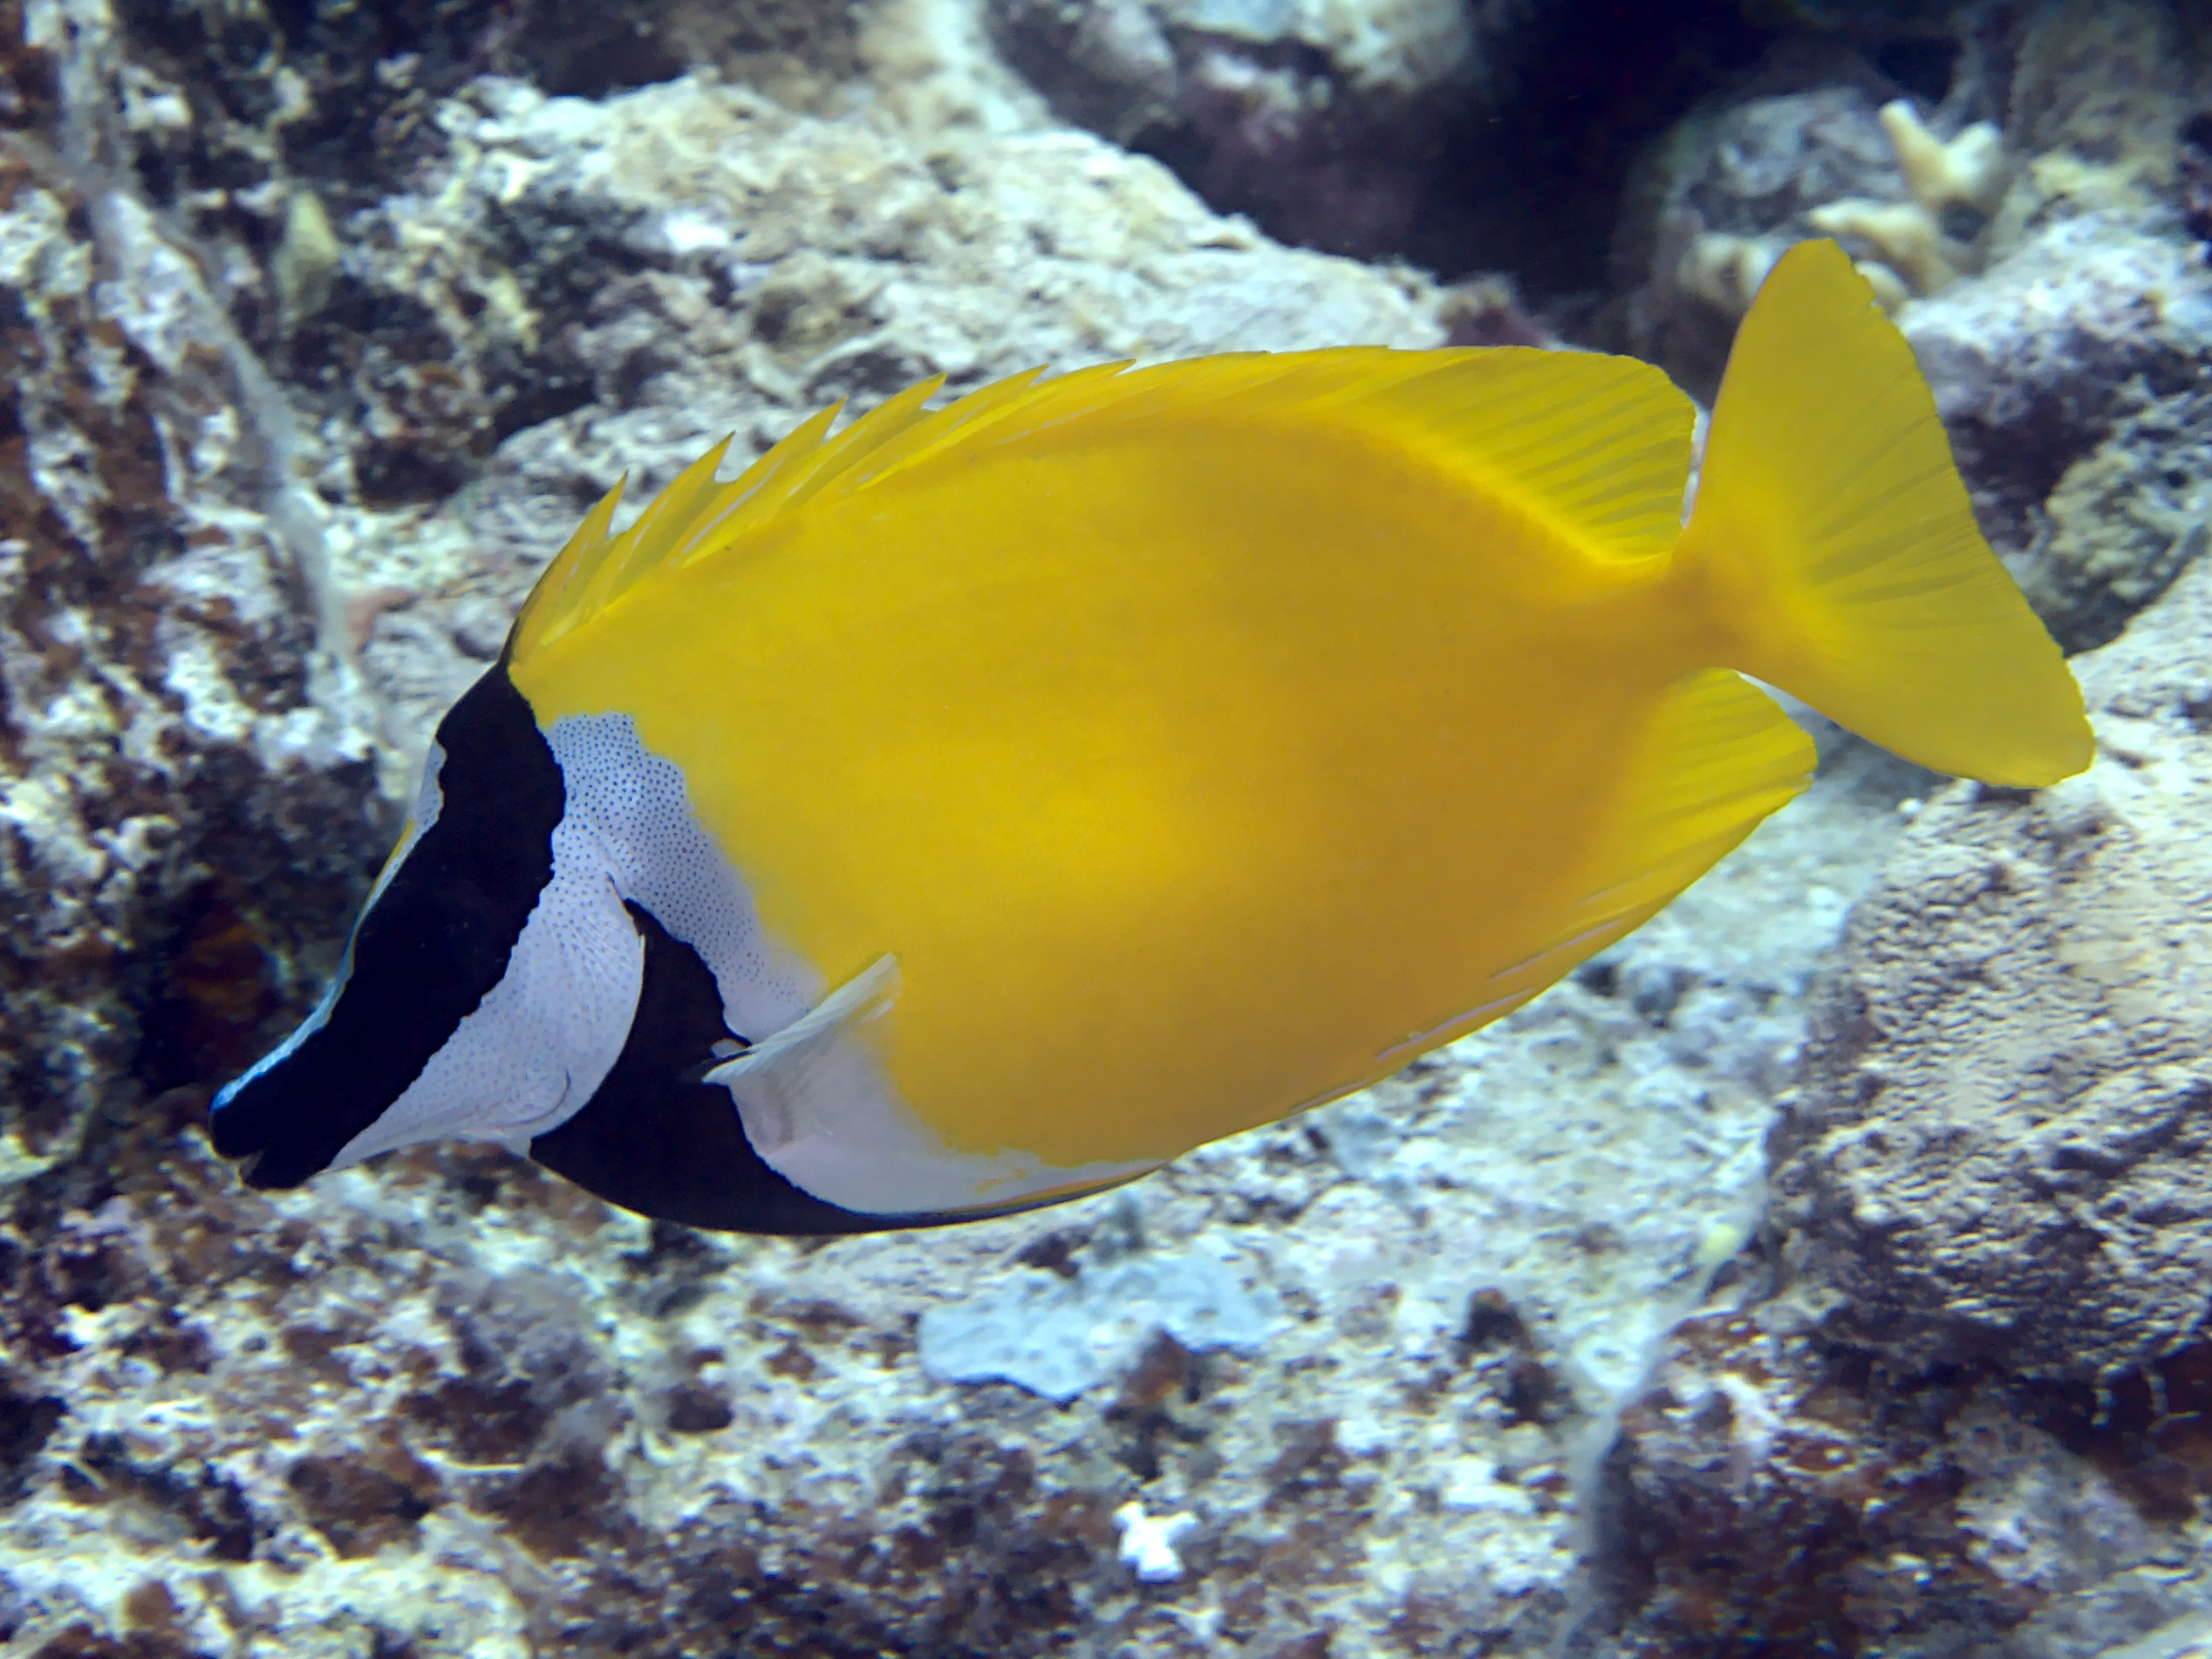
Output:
211 241 2090 1232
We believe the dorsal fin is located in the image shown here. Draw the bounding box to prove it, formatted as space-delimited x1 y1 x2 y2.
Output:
809 347 1694 563
511 377 951 661
509 346 1696 663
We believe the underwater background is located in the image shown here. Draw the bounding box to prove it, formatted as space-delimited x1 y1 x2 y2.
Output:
0 0 2207 1653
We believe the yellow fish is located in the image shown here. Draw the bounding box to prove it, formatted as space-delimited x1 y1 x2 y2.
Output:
211 240 2089 1232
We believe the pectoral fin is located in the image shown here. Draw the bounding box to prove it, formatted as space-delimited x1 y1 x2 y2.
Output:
699 953 902 1114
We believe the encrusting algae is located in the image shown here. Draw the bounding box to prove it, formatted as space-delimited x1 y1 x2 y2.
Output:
209 237 2090 1235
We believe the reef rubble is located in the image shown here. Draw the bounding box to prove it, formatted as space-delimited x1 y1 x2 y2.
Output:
1587 556 2212 1659
0 0 2210 1656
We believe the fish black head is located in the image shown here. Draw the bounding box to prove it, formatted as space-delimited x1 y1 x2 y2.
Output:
208 661 585 1185
208 660 958 1235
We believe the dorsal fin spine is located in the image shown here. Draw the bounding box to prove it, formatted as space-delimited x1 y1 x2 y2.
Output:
658 376 964 576
511 475 628 659
747 375 948 524
570 437 734 627
512 344 1699 664
835 366 1059 487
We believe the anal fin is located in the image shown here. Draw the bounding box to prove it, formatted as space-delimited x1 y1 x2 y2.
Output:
1572 666 1813 916
1389 669 1813 1062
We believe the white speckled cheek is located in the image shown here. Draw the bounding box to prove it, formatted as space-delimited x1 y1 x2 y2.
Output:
544 713 818 1039
327 810 645 1170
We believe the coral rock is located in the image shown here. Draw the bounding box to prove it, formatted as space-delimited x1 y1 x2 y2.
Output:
1766 556 2212 1383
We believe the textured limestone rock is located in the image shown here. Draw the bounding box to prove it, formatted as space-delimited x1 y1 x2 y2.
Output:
1902 217 2212 651
985 0 1490 254
1765 556 2212 1384
1624 0 2212 655
1626 1 2208 369
1623 69 1929 391
990 0 1486 135
982 0 1801 279
0 24 384 1195
1583 1296 2212 1659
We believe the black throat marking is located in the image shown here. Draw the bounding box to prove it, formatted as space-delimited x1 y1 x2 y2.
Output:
210 661 565 1187
529 903 943 1235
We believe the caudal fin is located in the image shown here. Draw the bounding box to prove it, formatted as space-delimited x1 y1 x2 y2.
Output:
1674 238 2092 787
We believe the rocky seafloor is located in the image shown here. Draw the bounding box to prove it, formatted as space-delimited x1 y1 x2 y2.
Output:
3 0 2212 1654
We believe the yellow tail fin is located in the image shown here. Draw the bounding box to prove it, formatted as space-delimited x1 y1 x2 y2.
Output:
1674 238 2092 787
